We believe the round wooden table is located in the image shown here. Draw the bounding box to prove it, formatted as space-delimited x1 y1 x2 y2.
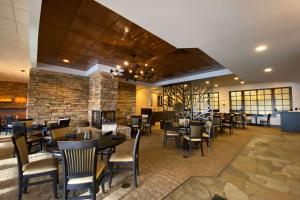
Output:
45 131 126 154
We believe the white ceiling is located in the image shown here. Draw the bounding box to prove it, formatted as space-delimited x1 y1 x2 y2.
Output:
0 0 30 83
97 0 300 83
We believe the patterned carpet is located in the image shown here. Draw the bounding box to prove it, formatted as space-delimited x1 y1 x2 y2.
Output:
0 125 288 200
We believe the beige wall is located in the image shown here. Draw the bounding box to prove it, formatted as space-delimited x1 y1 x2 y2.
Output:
136 86 163 114
215 82 300 125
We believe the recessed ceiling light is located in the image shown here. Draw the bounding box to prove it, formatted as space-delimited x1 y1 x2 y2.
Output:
124 61 129 66
234 77 239 80
184 84 187 87
214 84 218 87
255 45 267 52
145 63 148 66
151 68 154 71
140 70 144 74
206 81 210 84
124 27 129 33
62 59 70 63
129 69 133 73
134 75 138 78
116 65 121 69
264 67 272 72
240 81 245 84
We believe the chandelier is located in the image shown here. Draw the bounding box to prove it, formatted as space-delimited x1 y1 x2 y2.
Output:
110 55 155 81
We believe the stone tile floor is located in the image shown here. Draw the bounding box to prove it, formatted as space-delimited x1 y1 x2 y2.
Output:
0 126 299 200
165 134 300 200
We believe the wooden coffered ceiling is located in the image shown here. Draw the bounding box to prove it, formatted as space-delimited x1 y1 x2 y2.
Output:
37 0 224 81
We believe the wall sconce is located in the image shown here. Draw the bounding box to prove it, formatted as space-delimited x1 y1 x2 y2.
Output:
15 97 27 104
222 100 226 107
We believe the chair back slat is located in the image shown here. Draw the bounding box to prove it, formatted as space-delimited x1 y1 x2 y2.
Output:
205 120 212 133
213 116 222 126
190 124 203 138
12 122 26 138
131 116 140 125
58 140 97 178
12 136 29 167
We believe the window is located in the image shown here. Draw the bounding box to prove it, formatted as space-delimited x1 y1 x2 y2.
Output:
199 92 219 112
274 87 291 112
230 91 242 111
257 89 272 115
229 87 292 115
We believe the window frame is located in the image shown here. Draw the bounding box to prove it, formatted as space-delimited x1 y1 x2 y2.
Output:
229 87 292 116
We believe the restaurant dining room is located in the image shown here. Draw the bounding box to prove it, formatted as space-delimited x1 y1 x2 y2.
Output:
1 0 300 200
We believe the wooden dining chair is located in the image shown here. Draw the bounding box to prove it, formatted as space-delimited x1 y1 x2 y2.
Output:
108 129 142 188
202 120 213 150
183 122 204 156
51 127 70 140
141 114 152 134
163 121 180 148
260 113 271 127
222 113 234 134
12 136 59 200
13 122 43 154
58 140 106 200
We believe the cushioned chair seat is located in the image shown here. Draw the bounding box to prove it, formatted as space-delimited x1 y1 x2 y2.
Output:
166 130 179 136
183 135 201 141
67 162 106 185
202 133 209 138
109 152 133 162
23 158 58 175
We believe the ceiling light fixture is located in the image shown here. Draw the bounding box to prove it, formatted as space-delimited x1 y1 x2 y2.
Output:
206 81 210 84
111 55 155 81
124 61 129 66
214 84 218 87
255 45 267 52
240 81 245 84
264 67 272 72
62 59 70 63
234 77 239 80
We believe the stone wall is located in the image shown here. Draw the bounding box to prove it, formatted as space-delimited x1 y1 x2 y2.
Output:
27 69 89 127
117 81 136 125
88 72 118 122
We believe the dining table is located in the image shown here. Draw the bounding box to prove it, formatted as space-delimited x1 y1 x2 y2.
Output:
45 131 127 156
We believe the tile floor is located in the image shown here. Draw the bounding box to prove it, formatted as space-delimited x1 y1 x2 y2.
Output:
0 125 298 200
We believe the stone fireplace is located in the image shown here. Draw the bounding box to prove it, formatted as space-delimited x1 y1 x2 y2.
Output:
88 71 118 126
91 110 116 129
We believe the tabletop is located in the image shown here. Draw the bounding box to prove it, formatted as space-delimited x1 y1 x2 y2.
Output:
45 131 126 153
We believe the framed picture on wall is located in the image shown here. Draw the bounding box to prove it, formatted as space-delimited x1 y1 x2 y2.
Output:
157 95 163 107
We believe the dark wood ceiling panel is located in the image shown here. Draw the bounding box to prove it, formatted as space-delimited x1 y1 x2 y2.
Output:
60 32 94 55
77 0 119 29
40 1 76 30
37 0 225 81
69 17 105 40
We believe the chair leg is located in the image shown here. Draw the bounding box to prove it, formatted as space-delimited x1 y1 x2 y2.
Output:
136 160 140 176
189 141 192 155
63 184 68 200
52 172 58 199
23 178 29 194
101 180 105 194
200 142 204 157
109 164 113 188
18 177 23 200
132 165 137 188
